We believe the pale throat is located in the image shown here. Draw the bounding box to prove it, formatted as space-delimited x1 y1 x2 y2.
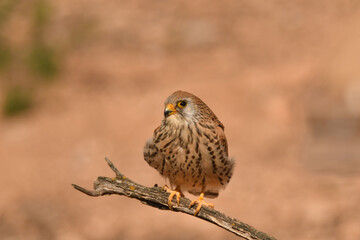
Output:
165 114 189 129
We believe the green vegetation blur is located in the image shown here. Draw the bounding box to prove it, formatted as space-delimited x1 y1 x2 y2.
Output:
0 0 59 116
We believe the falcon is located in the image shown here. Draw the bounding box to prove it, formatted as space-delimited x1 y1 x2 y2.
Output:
144 90 234 215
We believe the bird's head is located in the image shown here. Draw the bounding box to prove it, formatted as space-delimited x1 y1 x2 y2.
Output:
163 90 216 125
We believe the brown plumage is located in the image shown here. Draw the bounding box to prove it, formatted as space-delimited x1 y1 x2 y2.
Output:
144 90 234 214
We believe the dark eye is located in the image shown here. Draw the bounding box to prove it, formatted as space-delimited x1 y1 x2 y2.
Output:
177 101 187 108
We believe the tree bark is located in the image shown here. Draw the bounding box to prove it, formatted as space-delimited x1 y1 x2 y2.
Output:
72 157 277 240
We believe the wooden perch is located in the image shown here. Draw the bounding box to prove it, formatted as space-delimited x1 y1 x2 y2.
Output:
72 157 277 240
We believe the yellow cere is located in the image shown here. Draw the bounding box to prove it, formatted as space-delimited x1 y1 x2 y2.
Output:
166 103 176 112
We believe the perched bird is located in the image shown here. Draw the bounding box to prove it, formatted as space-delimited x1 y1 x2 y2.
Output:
144 90 234 214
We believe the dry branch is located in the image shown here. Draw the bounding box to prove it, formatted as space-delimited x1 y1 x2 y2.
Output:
72 157 277 240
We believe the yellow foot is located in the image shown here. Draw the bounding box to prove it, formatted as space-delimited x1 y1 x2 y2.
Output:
162 185 183 210
189 193 214 215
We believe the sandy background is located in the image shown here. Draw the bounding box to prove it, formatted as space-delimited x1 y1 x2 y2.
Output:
1 0 360 239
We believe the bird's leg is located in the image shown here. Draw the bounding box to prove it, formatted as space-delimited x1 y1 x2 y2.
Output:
162 185 183 210
189 192 214 215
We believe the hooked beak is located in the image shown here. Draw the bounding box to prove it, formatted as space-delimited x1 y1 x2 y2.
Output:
164 103 176 117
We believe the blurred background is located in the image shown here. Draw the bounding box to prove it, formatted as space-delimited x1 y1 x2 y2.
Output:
1 0 360 239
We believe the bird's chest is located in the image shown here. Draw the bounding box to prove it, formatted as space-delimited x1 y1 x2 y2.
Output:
159 122 197 152
159 122 218 170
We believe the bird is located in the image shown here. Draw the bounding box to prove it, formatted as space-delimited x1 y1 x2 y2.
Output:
144 90 234 215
